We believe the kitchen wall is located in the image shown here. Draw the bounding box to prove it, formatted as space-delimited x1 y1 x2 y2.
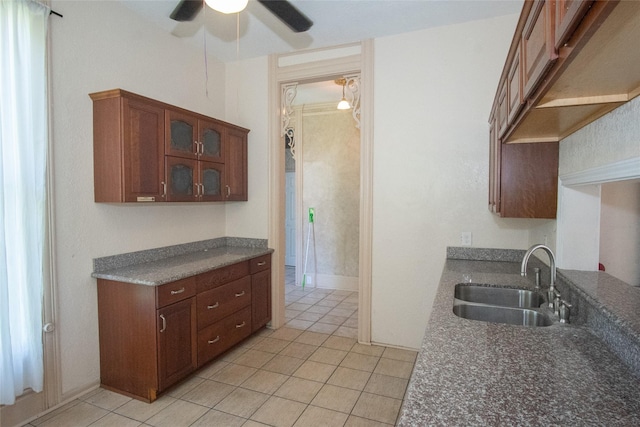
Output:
50 0 227 398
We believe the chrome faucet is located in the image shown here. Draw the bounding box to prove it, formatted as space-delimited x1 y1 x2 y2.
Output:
521 244 556 305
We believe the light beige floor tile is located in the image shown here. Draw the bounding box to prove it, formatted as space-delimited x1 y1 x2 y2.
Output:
238 335 266 349
252 337 291 354
310 384 361 414
166 376 204 398
233 349 276 368
381 347 418 363
308 347 348 366
214 388 269 418
351 392 402 425
145 399 208 427
270 327 304 341
295 331 330 346
339 352 380 372
351 344 385 357
255 327 275 337
336 302 358 311
287 303 313 312
332 326 358 339
364 373 409 399
250 396 306 427
315 299 340 308
286 309 303 320
274 377 323 404
262 354 306 375
318 315 348 326
189 409 246 427
344 415 393 426
221 345 249 362
114 395 176 422
82 388 131 411
296 296 324 305
322 294 346 301
293 405 349 427
305 305 333 315
30 399 81 426
306 322 339 335
286 319 314 330
322 336 356 352
241 370 289 394
196 359 230 379
181 379 236 407
327 308 355 318
211 363 258 386
331 290 354 296
280 342 317 360
326 367 371 391
341 317 359 328
37 402 108 427
294 311 325 322
242 420 271 426
373 358 414 379
88 412 142 427
293 360 336 383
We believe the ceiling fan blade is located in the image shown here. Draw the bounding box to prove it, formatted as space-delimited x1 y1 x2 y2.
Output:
257 0 313 33
170 0 203 21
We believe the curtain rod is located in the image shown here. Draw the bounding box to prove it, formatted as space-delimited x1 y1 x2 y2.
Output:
50 9 63 18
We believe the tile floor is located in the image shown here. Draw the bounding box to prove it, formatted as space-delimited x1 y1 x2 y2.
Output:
23 268 417 427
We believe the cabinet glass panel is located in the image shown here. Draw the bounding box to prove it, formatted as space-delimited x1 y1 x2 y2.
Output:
170 120 195 155
170 162 194 197
202 128 222 159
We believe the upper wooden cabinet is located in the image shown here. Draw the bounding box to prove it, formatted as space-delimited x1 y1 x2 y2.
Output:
90 89 249 203
492 0 640 144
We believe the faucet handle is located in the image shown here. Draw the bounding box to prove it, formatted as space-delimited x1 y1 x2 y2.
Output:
548 288 560 309
559 300 572 324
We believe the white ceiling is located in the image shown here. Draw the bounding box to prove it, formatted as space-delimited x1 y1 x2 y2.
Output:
120 0 523 63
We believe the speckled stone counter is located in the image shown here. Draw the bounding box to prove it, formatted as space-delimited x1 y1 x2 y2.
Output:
92 237 273 286
398 248 640 426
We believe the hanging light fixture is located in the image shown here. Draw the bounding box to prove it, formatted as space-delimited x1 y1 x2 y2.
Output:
205 0 248 14
335 78 351 110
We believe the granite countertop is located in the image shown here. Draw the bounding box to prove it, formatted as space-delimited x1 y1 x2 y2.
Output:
398 251 640 426
92 238 273 286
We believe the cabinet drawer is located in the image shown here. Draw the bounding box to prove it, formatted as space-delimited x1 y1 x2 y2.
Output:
197 276 251 329
196 262 249 293
249 254 271 274
198 306 251 366
156 276 196 308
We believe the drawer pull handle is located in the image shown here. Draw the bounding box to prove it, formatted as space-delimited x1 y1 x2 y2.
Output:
159 314 166 333
207 302 220 309
208 336 220 344
257 261 266 266
236 321 246 328
170 287 185 295
235 291 245 297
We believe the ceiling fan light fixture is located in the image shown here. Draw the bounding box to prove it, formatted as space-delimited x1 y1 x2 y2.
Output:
204 0 248 14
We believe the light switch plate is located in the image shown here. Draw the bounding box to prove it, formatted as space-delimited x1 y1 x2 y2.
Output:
461 232 472 246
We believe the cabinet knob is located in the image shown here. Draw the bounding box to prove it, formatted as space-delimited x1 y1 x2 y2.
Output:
170 287 185 295
207 302 219 309
257 261 266 266
235 291 245 297
208 336 220 344
235 321 246 329
226 185 231 197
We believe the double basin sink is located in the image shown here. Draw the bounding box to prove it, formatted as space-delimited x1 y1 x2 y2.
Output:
453 284 553 327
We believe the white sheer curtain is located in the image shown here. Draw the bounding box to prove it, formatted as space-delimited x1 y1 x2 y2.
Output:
0 0 49 405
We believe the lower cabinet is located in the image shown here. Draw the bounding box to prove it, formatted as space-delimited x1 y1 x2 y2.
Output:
97 254 271 402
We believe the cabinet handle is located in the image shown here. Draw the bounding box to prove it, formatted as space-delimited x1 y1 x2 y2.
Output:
226 185 231 197
161 181 166 198
159 314 166 333
235 291 245 297
193 140 199 155
201 183 206 196
170 287 185 295
207 302 219 309
235 321 246 328
208 336 220 344
257 261 266 266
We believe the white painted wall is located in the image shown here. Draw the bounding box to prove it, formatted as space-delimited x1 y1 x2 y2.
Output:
370 15 544 349
50 0 227 398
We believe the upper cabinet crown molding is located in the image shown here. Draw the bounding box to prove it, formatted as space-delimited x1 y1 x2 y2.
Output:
90 89 249 203
492 0 640 144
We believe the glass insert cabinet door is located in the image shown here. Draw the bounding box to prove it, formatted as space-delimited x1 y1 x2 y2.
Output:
166 156 197 201
166 109 198 159
200 161 225 202
199 120 224 163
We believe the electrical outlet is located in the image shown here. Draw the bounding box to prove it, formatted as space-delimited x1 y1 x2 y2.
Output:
461 232 472 246
306 276 313 285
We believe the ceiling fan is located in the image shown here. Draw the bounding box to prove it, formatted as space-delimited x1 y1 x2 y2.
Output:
170 0 313 33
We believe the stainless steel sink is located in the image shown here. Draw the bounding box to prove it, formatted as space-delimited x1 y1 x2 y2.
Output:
453 303 553 327
454 284 545 308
